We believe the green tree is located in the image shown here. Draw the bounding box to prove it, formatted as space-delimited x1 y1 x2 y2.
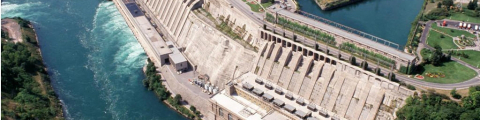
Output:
468 0 478 10
430 45 443 66
442 0 454 8
451 88 462 99
437 2 442 8
173 94 183 106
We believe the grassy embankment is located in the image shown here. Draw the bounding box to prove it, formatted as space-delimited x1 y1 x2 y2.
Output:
427 23 477 49
142 59 201 120
1 17 63 119
242 0 273 12
418 49 477 84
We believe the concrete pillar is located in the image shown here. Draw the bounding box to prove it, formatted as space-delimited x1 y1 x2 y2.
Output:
153 0 162 16
165 0 180 30
167 0 182 30
160 0 172 22
174 1 191 37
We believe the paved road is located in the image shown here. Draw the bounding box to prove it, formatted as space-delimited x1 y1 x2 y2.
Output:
226 0 480 89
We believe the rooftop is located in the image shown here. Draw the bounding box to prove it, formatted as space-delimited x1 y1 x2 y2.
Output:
211 91 264 120
238 72 346 120
135 16 172 55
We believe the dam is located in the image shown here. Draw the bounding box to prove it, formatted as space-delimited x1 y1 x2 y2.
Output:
113 0 415 119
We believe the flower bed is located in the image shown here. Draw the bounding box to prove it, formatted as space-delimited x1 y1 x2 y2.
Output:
414 74 424 79
425 72 445 78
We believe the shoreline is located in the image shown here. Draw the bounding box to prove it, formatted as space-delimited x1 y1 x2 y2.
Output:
314 0 364 11
1 17 64 119
141 60 199 120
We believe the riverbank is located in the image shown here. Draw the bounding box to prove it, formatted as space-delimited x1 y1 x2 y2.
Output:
1 17 64 119
142 59 201 120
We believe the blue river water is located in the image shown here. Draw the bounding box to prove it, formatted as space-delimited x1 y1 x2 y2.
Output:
1 0 186 119
297 0 424 47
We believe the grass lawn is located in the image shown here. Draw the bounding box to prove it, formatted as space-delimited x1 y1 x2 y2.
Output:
447 11 480 23
415 61 477 84
426 30 458 49
245 1 273 12
431 23 476 38
453 50 480 68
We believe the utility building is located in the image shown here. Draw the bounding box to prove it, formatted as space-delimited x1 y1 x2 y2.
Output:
166 41 188 72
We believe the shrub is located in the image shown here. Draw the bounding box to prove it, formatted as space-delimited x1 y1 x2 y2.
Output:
407 84 416 90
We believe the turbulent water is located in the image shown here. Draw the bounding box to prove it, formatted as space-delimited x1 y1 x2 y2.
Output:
2 0 186 119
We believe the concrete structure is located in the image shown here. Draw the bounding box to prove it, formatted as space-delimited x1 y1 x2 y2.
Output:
119 0 415 120
266 9 417 69
166 41 188 71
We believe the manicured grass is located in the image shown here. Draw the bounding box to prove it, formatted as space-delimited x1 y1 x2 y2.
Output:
453 50 480 68
415 61 477 84
426 30 458 49
448 12 480 23
431 23 476 38
244 1 273 12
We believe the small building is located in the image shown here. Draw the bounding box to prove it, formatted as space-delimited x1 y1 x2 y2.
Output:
283 104 296 113
275 88 283 94
265 84 273 90
255 78 264 84
166 41 188 71
285 93 294 100
262 93 274 102
273 99 285 107
307 103 316 111
295 110 311 119
319 109 329 117
307 117 319 120
296 98 305 105
252 88 264 96
243 83 254 91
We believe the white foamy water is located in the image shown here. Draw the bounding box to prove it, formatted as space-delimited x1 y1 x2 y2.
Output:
86 2 147 119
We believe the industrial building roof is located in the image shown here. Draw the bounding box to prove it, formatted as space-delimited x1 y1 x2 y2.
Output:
262 93 274 100
169 53 187 64
295 110 310 118
243 83 254 90
284 104 296 112
252 88 264 95
135 16 172 55
273 99 285 106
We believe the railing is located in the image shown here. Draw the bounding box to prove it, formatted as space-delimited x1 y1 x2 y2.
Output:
294 10 401 50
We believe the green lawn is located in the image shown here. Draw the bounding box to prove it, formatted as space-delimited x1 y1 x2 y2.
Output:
416 61 477 84
245 1 273 12
426 30 458 49
431 23 476 38
447 12 480 23
454 50 480 68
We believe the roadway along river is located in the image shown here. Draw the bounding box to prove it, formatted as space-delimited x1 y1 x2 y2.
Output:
1 0 187 119
297 0 424 47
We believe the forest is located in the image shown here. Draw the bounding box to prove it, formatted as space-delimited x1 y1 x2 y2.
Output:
1 17 63 119
396 86 480 120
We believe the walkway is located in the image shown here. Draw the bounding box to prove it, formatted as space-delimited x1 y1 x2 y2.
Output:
226 0 480 89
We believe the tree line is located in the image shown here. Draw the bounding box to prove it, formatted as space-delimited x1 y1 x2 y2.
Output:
396 86 480 120
1 17 63 120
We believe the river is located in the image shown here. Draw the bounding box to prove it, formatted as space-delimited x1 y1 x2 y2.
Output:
1 0 187 119
297 0 424 47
